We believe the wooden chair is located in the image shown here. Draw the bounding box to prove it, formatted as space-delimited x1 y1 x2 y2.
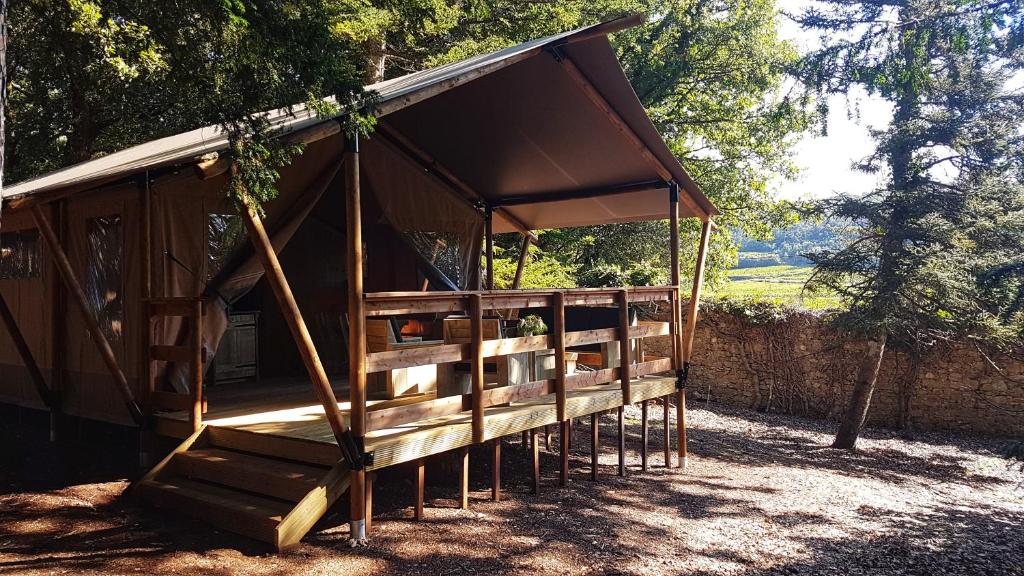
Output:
436 317 529 397
364 318 444 399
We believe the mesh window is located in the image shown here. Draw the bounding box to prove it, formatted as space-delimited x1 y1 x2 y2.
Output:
403 230 469 289
0 229 41 279
86 215 123 342
207 213 245 281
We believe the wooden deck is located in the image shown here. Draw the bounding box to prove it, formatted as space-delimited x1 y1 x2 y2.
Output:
156 374 677 472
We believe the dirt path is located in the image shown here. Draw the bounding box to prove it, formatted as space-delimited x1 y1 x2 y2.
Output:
2 403 1021 575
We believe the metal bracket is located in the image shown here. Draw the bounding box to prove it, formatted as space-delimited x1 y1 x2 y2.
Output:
544 42 568 62
676 362 690 391
668 181 679 203
363 451 375 468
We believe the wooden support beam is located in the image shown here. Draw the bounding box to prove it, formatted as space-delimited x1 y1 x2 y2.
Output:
641 400 649 472
414 459 425 521
459 447 470 509
669 185 681 371
531 428 540 494
555 57 706 219
50 201 66 443
491 439 501 502
0 291 54 408
590 412 599 481
237 191 348 449
617 406 626 476
618 289 632 404
678 219 712 468
663 396 671 468
344 134 368 540
366 472 374 533
189 299 203 432
554 292 567 422
470 294 485 444
31 205 143 424
560 420 570 486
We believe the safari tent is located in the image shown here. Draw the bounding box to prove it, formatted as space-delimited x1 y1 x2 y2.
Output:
0 16 718 549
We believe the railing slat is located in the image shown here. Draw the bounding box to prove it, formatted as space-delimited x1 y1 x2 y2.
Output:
365 343 468 373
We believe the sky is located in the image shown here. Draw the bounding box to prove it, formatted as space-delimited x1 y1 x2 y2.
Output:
772 0 893 201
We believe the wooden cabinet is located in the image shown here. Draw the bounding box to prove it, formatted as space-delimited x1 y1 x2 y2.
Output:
213 312 259 383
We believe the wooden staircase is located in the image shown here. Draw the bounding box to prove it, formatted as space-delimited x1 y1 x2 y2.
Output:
136 425 350 550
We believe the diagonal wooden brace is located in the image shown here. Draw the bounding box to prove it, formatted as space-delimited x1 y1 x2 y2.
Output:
31 205 144 424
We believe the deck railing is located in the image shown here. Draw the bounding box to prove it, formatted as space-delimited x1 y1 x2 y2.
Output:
358 286 683 443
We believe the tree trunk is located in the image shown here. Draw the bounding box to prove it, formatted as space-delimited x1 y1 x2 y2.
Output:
832 333 887 449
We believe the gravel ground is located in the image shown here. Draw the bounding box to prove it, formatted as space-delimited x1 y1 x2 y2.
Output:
1 402 1021 575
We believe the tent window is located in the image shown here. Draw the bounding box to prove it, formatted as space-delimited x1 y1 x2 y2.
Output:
0 229 41 279
207 213 245 281
86 215 123 343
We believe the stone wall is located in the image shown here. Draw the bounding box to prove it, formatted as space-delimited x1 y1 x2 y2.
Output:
642 305 1024 438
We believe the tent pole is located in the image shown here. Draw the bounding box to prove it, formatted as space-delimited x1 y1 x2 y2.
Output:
484 206 494 290
344 132 368 543
0 291 54 409
678 218 712 469
32 204 144 424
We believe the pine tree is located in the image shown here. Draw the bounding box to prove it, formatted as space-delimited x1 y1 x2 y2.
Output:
795 0 1024 448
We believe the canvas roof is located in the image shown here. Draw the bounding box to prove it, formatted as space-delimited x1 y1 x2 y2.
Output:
3 17 717 229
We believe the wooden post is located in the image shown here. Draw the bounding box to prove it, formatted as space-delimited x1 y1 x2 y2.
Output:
414 459 425 521
344 134 368 539
470 293 485 443
560 420 570 486
511 234 531 289
491 439 501 502
617 406 625 476
139 177 153 465
0 292 53 408
189 299 203 432
641 400 648 472
531 428 540 494
554 290 568 486
460 447 470 509
679 219 712 468
669 185 681 371
590 412 599 481
667 183 682 470
554 291 567 422
484 207 494 290
366 471 374 532
663 397 671 467
618 289 631 404
50 201 66 443
31 205 143 424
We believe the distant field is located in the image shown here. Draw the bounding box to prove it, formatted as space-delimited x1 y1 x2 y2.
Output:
710 263 840 310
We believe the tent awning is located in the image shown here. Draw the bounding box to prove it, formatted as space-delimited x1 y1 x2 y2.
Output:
3 16 717 229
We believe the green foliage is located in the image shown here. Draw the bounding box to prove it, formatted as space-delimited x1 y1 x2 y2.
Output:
6 0 367 206
490 242 577 290
796 0 1024 350
517 314 548 337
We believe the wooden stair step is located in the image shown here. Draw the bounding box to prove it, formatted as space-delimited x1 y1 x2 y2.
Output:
172 448 327 502
137 477 291 545
207 426 342 467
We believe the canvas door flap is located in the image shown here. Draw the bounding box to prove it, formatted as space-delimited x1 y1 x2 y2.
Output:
362 137 484 290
